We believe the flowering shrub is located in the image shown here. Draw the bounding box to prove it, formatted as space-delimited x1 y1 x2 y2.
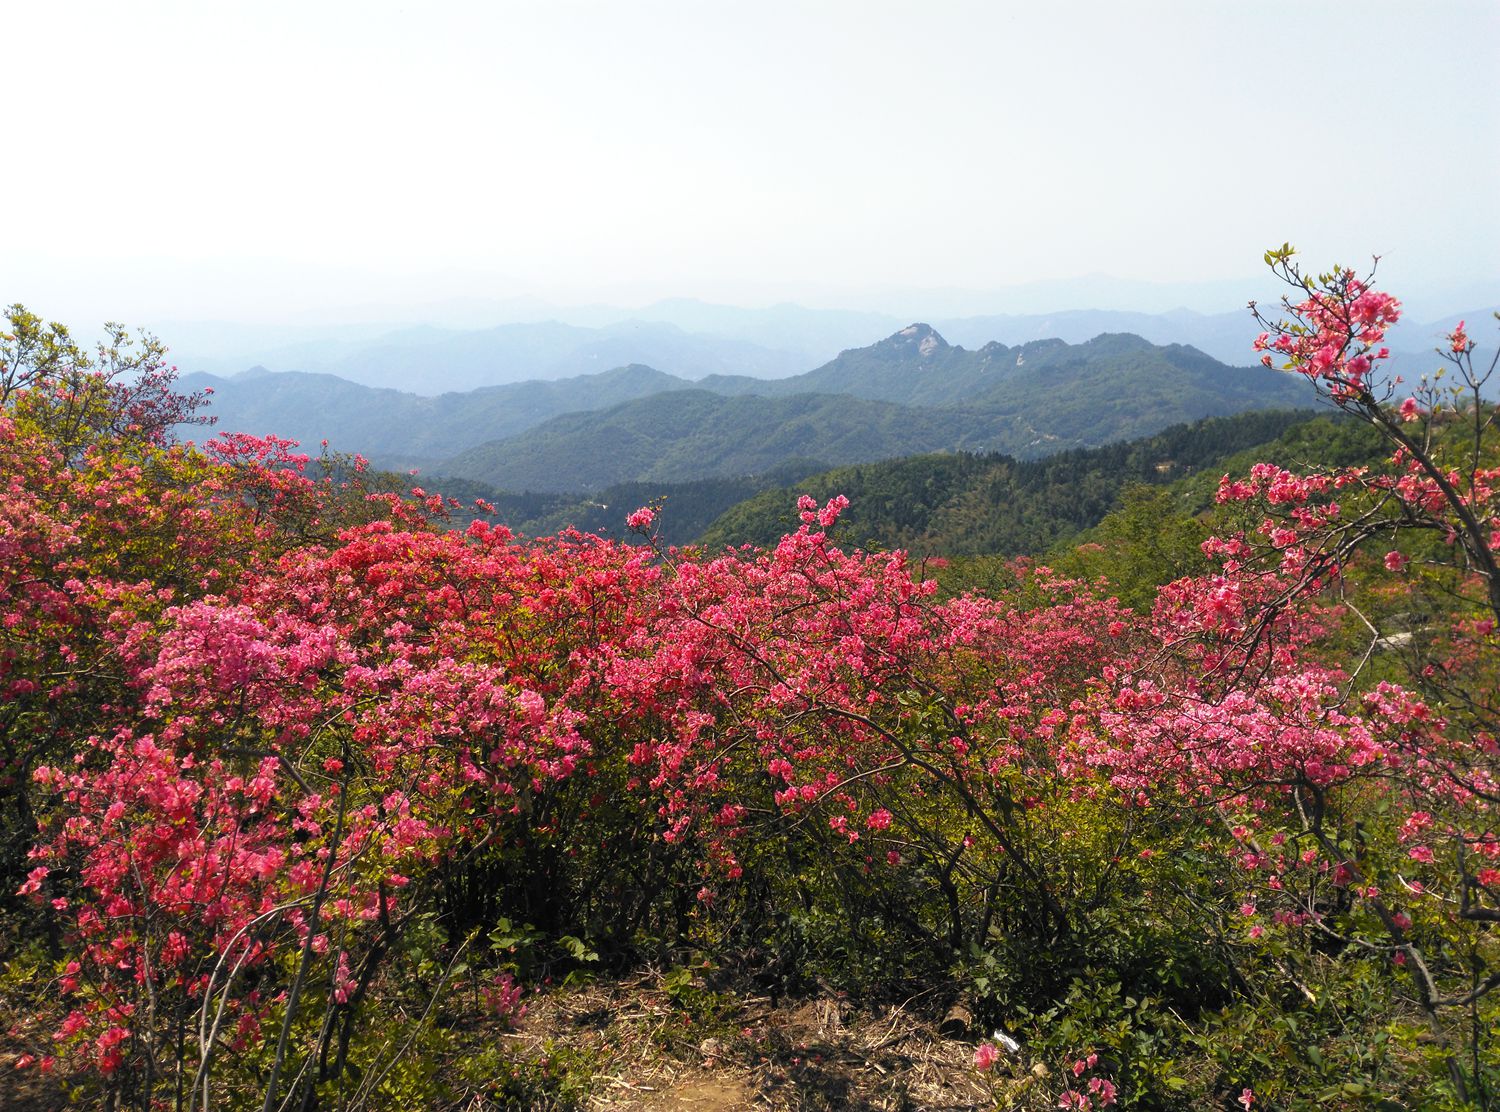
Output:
3 266 1498 1109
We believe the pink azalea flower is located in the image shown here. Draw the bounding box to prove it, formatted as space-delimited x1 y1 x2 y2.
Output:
1450 321 1469 353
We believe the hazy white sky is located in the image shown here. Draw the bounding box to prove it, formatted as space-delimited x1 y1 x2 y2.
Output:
7 0 1497 323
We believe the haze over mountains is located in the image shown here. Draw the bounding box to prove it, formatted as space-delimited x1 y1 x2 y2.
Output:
183 314 1318 494
182 363 698 469
170 296 1473 398
174 320 805 391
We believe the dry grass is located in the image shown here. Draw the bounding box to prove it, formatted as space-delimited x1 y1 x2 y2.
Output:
2 967 1047 1111
458 974 1046 1112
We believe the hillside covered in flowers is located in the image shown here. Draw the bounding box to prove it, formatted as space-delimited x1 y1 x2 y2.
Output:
3 254 1499 1110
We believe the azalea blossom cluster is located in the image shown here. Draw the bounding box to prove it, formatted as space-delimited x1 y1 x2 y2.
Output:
1252 276 1399 398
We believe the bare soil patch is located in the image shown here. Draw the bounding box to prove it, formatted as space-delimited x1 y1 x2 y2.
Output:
485 976 1040 1111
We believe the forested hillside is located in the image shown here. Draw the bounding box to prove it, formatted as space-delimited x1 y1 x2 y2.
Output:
697 409 1341 554
433 389 1027 491
409 411 1375 554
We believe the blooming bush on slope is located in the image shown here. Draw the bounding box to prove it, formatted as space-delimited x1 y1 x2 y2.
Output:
5 260 1499 1109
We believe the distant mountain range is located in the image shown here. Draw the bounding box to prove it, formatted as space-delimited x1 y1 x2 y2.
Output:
178 320 806 392
695 326 1298 413
180 363 695 469
168 297 1477 392
434 327 1308 491
187 323 1311 493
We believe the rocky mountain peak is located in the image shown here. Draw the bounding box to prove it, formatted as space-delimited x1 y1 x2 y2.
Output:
881 323 950 359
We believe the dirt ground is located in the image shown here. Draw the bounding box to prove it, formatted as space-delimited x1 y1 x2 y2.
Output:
495 978 1040 1112
2 977 1041 1110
